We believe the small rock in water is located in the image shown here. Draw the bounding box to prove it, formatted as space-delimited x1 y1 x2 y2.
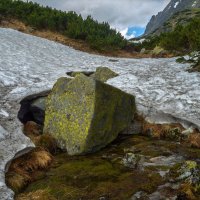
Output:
178 161 199 181
148 155 183 167
130 191 148 200
168 160 200 199
99 196 109 200
122 153 143 169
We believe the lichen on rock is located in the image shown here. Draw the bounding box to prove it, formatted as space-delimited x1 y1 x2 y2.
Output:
91 66 119 82
44 74 136 155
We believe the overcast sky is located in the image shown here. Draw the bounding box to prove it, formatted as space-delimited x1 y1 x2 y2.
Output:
29 0 170 37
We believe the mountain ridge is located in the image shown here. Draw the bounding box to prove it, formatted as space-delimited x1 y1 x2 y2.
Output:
145 0 200 35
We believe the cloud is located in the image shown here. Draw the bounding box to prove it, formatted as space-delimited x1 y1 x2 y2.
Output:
28 0 170 31
121 28 136 39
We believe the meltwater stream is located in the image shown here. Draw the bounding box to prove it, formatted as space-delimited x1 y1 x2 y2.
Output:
0 28 200 199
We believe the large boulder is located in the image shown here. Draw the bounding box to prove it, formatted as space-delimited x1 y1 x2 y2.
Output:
44 74 136 155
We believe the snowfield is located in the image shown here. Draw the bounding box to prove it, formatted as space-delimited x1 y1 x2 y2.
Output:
0 28 200 199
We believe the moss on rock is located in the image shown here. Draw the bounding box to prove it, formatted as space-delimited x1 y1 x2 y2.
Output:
91 67 118 82
44 74 136 155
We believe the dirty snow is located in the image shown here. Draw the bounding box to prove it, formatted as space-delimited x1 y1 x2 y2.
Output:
174 1 180 8
192 1 197 7
0 109 9 118
0 28 200 199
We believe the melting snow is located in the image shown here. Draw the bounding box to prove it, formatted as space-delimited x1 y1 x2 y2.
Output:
192 1 197 7
174 1 180 8
0 109 9 117
0 28 200 199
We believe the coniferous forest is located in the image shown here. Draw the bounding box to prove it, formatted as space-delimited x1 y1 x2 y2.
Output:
0 0 127 51
139 18 200 53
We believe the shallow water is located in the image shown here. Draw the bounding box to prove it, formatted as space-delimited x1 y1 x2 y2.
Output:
16 135 200 200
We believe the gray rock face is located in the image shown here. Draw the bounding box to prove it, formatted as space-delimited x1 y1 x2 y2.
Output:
145 0 200 35
44 74 136 155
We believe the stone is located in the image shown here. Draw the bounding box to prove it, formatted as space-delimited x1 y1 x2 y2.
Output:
108 59 119 62
66 71 94 77
181 128 194 139
30 97 46 124
91 67 118 82
122 153 138 168
18 90 50 125
140 48 146 54
131 191 148 200
169 160 200 186
120 120 143 135
122 153 143 169
44 74 136 155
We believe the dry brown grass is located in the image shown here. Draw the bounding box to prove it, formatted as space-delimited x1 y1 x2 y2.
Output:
23 121 57 153
24 121 41 137
6 147 53 193
30 148 53 169
6 173 31 193
35 134 57 154
142 122 184 139
189 133 200 148
16 189 56 200
179 183 197 200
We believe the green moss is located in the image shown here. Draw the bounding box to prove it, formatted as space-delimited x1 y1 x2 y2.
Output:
16 135 200 199
44 74 135 155
139 172 163 193
91 67 118 82
185 161 197 170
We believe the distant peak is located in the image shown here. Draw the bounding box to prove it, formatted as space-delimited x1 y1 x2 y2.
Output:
145 0 200 35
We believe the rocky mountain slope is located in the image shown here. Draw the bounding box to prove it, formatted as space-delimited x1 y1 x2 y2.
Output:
145 0 200 35
150 8 200 36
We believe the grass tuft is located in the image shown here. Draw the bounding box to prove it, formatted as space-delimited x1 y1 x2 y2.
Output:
6 147 53 193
